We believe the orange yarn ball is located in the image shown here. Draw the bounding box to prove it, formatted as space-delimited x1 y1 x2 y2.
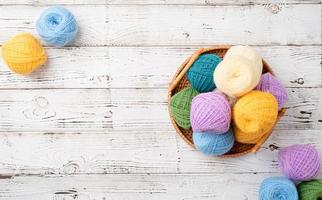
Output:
233 91 278 144
2 33 47 75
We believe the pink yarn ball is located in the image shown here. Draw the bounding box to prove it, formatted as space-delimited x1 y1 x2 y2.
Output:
278 144 321 181
256 73 288 110
190 92 231 133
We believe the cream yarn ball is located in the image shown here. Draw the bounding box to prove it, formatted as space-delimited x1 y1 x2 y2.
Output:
224 45 263 75
213 56 260 97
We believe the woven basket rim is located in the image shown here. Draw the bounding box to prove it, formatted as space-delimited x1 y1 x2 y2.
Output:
168 45 286 158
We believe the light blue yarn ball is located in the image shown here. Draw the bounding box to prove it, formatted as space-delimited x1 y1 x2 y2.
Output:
36 6 78 47
192 130 234 156
187 54 222 93
259 177 298 200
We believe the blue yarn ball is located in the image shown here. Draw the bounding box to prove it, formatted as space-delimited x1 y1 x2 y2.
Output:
259 177 298 200
192 130 234 156
36 6 78 47
187 54 222 93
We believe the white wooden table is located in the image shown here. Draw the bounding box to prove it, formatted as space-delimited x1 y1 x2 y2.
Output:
0 0 320 199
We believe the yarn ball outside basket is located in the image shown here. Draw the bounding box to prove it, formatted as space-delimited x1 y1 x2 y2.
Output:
1 32 47 75
259 177 298 200
297 180 322 200
193 130 234 156
186 54 222 93
168 45 286 158
233 91 278 144
37 6 78 47
256 73 288 110
190 91 231 133
278 144 321 181
169 87 199 129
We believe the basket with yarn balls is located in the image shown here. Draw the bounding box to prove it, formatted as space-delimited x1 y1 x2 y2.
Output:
168 45 286 157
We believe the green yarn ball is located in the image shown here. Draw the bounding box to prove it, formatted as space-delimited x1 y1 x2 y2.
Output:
298 180 322 200
170 87 199 129
187 54 222 93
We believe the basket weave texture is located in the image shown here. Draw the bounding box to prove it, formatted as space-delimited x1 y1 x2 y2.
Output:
168 45 285 158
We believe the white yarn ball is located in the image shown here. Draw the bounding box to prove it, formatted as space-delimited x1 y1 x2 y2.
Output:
214 56 261 97
224 45 263 76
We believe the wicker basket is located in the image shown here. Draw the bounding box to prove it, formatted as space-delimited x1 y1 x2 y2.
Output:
168 45 286 158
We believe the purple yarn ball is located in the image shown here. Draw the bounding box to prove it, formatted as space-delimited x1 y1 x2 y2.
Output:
256 73 288 110
278 144 321 181
190 92 231 133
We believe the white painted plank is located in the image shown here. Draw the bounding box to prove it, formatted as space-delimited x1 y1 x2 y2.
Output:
0 46 320 88
0 173 283 200
280 87 322 130
0 5 319 46
108 0 322 4
0 130 321 175
111 0 320 4
0 173 321 200
0 0 107 4
107 4 321 46
0 0 319 4
0 88 320 133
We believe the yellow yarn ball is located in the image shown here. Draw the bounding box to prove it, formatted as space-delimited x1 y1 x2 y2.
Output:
224 45 263 75
233 91 278 144
2 33 47 75
214 56 261 97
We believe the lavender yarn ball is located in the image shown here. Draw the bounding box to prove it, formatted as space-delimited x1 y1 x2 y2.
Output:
256 73 288 110
193 130 234 156
278 144 321 181
259 177 298 200
190 92 231 133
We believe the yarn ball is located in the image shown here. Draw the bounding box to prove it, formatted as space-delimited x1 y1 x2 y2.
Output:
1 33 47 75
297 180 322 200
190 92 231 133
37 6 78 47
256 73 288 110
278 144 321 181
193 130 234 156
170 87 199 129
213 56 261 97
224 45 263 75
259 177 298 200
187 54 222 92
233 91 278 144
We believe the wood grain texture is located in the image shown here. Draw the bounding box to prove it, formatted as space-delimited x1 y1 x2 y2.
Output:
0 88 320 133
109 0 321 4
0 130 321 175
98 4 321 46
0 173 284 200
0 1 320 199
0 46 320 88
0 172 319 200
0 0 320 5
0 4 320 46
